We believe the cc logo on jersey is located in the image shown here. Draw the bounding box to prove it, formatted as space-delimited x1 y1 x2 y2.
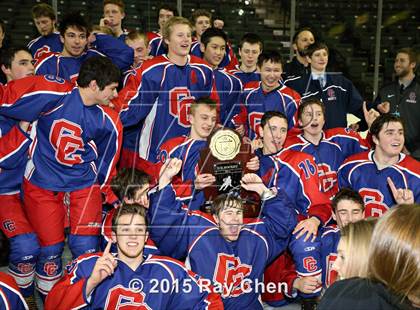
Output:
49 119 85 166
168 87 193 127
213 253 252 297
359 188 389 217
105 285 152 310
303 256 318 273
317 163 338 194
248 112 263 137
34 46 51 64
325 254 338 287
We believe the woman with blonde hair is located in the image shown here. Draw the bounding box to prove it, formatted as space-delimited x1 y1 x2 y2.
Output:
332 217 377 280
320 204 420 309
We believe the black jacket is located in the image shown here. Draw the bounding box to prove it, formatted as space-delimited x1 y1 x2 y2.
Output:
285 72 364 129
319 277 415 310
373 76 420 161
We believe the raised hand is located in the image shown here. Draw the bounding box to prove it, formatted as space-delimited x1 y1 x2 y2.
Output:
363 101 380 129
387 177 414 204
240 173 267 196
159 158 183 189
86 241 117 296
377 101 390 114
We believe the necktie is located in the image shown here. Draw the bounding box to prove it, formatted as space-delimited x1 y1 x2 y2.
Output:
319 77 325 88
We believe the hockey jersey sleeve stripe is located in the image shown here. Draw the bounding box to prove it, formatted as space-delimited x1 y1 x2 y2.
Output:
0 126 31 168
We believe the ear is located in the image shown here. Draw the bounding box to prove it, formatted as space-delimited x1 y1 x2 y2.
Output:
164 37 170 46
187 113 193 123
306 55 312 64
111 230 117 243
1 64 10 76
121 12 126 20
258 125 264 138
200 42 205 53
60 35 65 44
372 135 379 147
292 42 297 52
89 79 99 91
213 214 220 226
332 212 337 222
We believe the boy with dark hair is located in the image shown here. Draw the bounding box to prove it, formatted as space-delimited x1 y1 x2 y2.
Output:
320 188 365 289
0 47 35 82
149 158 296 309
190 10 238 70
0 56 122 299
200 28 243 129
46 203 224 309
147 4 179 56
35 11 133 83
230 33 263 85
28 3 63 59
285 41 365 130
213 16 225 29
0 46 39 303
338 113 420 217
233 51 301 139
284 98 373 198
100 168 154 252
255 110 332 304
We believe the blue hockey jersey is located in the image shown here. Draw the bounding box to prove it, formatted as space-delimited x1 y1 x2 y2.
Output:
27 32 63 60
35 34 134 82
45 253 223 309
148 184 296 309
338 151 420 217
117 55 215 163
0 75 122 192
284 127 369 197
0 117 31 194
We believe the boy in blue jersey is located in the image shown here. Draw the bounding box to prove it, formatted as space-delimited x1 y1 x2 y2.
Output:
0 47 40 303
234 52 301 139
28 3 63 59
190 9 238 70
118 16 216 170
0 56 122 299
320 188 365 288
35 11 133 83
200 28 243 129
230 33 263 85
284 98 376 198
147 4 179 57
46 203 223 309
338 113 419 217
149 158 296 309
